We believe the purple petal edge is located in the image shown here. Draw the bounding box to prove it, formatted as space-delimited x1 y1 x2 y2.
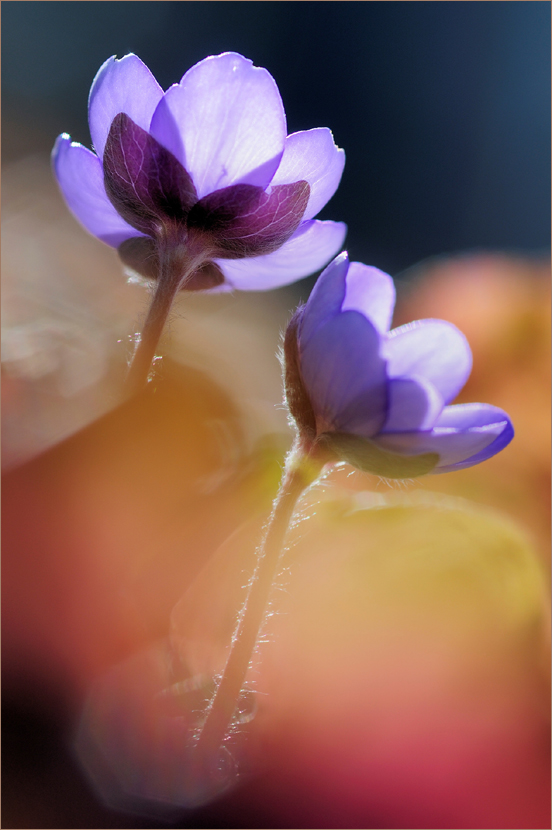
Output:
433 418 514 473
52 133 142 247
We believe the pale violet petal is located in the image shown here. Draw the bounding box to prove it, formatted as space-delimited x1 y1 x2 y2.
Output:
270 128 345 220
383 319 472 404
380 376 443 433
300 311 387 438
299 252 349 348
150 53 285 199
434 422 514 472
433 402 511 430
373 421 507 468
214 220 347 291
342 262 396 333
430 402 514 471
52 134 143 247
88 54 164 159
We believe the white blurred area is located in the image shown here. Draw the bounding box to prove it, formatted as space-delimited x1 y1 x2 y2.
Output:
2 153 293 470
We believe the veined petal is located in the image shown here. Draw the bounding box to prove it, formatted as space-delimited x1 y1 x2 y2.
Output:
299 252 349 348
342 262 396 333
380 376 443 433
383 319 472 404
52 134 142 247
300 310 387 438
270 128 345 220
88 54 164 159
214 219 346 291
150 53 286 199
373 418 508 469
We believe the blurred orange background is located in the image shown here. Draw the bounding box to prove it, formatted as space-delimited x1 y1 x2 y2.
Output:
2 155 550 828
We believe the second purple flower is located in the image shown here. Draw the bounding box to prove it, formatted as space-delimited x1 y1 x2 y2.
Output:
284 253 514 477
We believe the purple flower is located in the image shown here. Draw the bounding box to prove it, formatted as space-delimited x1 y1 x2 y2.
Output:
52 52 346 292
284 253 514 477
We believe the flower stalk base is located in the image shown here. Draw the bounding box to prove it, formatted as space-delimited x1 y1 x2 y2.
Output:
124 244 206 395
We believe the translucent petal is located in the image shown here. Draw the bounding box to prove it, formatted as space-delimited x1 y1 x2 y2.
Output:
434 420 514 473
88 54 164 159
299 252 349 347
431 403 514 472
150 53 286 199
342 262 396 333
380 376 443 433
434 402 511 431
52 134 143 247
300 311 387 438
270 128 345 220
383 319 472 404
214 220 346 291
374 412 510 470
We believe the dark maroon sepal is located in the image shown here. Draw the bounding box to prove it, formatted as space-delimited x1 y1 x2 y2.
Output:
187 180 310 259
118 237 225 291
104 113 197 236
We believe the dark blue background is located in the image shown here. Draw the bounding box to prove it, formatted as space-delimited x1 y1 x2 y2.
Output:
3 1 550 275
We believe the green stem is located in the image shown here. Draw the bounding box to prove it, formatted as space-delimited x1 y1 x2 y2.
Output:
192 439 324 776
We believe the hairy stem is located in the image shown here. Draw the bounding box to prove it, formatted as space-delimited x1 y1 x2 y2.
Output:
193 439 324 775
124 243 204 395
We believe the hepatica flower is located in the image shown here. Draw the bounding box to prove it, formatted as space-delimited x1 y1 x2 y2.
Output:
52 52 346 294
284 253 514 477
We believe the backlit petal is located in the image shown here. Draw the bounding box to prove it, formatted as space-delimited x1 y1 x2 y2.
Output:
342 262 396 333
88 54 164 159
380 376 443 433
430 403 514 472
299 252 349 348
214 220 346 290
52 134 142 247
374 420 508 469
300 311 387 438
150 53 286 199
383 319 472 404
270 128 345 220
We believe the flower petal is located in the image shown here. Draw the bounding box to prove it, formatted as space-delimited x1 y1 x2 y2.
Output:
373 406 510 470
270 128 345 220
380 376 443 433
52 134 142 247
342 262 396 333
187 181 309 258
214 220 347 291
383 319 472 404
430 403 514 472
300 311 387 438
434 424 514 473
299 252 349 348
88 54 164 159
434 402 512 431
150 53 286 199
